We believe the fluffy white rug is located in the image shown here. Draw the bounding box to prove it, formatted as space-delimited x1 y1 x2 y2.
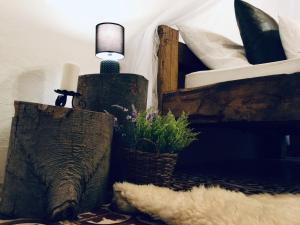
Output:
113 182 300 225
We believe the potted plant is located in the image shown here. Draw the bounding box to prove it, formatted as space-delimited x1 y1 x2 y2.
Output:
114 106 198 187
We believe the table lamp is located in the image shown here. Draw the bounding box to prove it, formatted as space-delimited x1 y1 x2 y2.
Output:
96 22 124 73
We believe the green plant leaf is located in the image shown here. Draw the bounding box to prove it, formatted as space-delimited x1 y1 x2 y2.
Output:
133 109 198 153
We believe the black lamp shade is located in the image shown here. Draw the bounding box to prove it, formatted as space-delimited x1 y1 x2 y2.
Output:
96 22 124 60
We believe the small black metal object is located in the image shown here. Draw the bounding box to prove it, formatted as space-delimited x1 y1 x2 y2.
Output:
54 89 81 108
100 60 120 73
55 94 67 107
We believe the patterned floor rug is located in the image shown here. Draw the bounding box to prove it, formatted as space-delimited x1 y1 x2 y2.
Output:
0 204 166 225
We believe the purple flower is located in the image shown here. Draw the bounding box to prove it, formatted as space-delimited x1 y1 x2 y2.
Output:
131 104 137 113
146 112 157 122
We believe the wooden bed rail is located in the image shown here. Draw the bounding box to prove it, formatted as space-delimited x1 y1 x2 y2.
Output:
156 26 300 127
157 25 179 110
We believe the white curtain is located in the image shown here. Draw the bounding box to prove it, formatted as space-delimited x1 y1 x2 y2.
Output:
121 0 298 109
121 0 220 108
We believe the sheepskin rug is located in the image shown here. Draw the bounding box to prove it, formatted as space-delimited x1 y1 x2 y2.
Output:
113 182 300 225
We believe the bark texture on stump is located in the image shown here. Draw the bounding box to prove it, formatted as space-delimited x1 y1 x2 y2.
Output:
75 73 148 145
74 73 148 113
74 73 148 184
0 101 114 221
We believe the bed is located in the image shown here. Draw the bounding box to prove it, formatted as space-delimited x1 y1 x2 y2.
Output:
157 25 300 129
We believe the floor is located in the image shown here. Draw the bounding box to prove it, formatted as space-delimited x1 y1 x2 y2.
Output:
1 159 300 224
0 204 166 225
171 158 300 194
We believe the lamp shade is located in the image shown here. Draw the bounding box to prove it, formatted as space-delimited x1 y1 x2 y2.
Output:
95 22 124 60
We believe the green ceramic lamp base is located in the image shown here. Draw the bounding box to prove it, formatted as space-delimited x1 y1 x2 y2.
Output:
100 60 120 74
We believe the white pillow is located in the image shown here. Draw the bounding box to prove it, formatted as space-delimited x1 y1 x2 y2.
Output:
279 16 300 59
177 25 250 69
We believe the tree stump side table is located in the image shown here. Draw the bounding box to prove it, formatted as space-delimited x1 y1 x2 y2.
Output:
73 73 148 184
74 73 148 114
0 101 114 220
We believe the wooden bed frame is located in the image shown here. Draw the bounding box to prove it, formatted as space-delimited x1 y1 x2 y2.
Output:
157 25 300 128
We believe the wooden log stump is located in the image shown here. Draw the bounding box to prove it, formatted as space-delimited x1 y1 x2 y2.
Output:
74 73 148 113
74 73 148 144
0 101 114 221
74 73 148 184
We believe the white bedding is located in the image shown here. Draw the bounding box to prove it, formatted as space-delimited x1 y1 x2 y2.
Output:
185 57 300 88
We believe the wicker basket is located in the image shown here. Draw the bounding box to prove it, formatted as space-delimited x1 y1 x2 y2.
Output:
121 148 177 187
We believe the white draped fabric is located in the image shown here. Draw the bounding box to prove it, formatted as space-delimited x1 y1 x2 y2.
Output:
121 0 219 108
121 0 298 108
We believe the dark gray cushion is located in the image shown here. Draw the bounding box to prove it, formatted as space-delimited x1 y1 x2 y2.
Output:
235 0 286 64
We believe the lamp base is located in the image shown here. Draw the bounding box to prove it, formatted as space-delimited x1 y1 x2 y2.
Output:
100 60 120 74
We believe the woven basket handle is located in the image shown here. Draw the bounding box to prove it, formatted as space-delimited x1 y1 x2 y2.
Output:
135 138 159 154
